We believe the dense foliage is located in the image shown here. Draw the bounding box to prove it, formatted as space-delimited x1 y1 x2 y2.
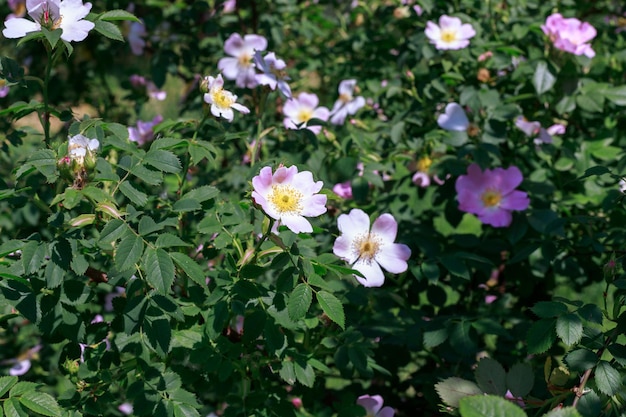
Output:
1 1 626 416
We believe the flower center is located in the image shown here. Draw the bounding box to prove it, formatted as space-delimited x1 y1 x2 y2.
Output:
267 185 303 214
339 93 352 103
41 6 62 30
270 65 287 79
481 189 502 208
238 53 253 67
353 233 382 264
416 156 432 172
297 108 314 123
441 29 458 43
211 88 235 109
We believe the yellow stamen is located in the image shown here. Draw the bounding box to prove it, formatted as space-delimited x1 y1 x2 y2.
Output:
353 233 382 263
339 93 352 103
481 189 502 207
297 108 314 123
238 53 252 67
211 88 234 109
416 156 432 172
441 29 457 43
267 185 303 214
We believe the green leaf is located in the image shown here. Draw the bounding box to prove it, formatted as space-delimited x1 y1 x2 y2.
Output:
173 402 201 417
506 363 534 398
99 219 127 244
542 407 583 417
316 290 345 329
604 85 626 105
144 248 175 294
531 301 568 318
556 313 583 346
288 284 312 321
294 360 315 388
180 185 219 203
594 360 621 396
115 234 144 271
459 395 526 417
9 382 38 396
439 255 469 279
93 20 124 41
99 9 140 22
170 252 206 287
564 349 597 372
138 216 163 236
18 391 62 417
607 344 626 367
41 27 62 50
435 377 482 408
144 317 171 357
527 318 556 354
475 358 507 396
144 149 182 173
3 397 28 417
533 61 556 95
0 376 18 397
21 241 46 274
155 234 192 248
119 181 148 206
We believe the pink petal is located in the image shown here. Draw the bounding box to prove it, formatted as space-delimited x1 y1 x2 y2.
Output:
371 213 398 243
353 260 385 287
376 243 411 274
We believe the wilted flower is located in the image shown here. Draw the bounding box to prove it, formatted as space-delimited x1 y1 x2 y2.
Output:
542 13 596 58
68 134 99 166
455 164 530 227
283 93 330 134
254 51 292 98
333 209 411 287
252 165 327 234
425 15 476 50
330 79 366 125
515 116 565 145
356 395 395 417
218 33 267 88
437 102 469 131
128 115 163 146
3 0 95 43
202 74 250 122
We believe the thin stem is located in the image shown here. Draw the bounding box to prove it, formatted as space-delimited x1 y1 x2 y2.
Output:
42 46 53 147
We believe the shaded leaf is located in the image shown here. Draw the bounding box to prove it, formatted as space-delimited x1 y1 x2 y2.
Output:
475 357 507 396
435 377 482 408
459 395 526 417
316 290 345 329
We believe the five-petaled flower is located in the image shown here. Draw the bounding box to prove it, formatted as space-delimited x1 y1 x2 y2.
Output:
202 74 250 122
542 13 596 58
218 33 268 88
254 51 292 98
455 164 530 228
333 209 411 287
3 0 95 43
425 15 476 50
356 394 395 417
252 165 327 234
329 79 366 125
283 92 330 134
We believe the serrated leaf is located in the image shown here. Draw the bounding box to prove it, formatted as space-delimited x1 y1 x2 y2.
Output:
4 397 28 417
144 317 171 357
94 20 124 41
564 349 597 372
173 402 201 417
527 318 556 354
316 290 344 329
155 234 192 248
607 344 626 367
459 395 526 417
170 252 206 287
144 149 181 173
0 376 18 397
181 185 219 203
531 301 568 318
542 407 583 417
99 9 140 22
115 234 144 271
144 248 175 294
556 313 583 346
294 360 315 388
9 382 39 396
119 181 148 206
594 360 621 396
435 377 482 408
19 391 62 417
475 357 507 396
99 219 127 244
533 61 556 95
506 363 534 398
288 284 312 321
